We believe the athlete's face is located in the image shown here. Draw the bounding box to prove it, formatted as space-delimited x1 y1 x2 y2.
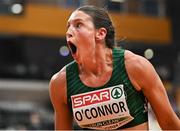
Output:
66 10 97 62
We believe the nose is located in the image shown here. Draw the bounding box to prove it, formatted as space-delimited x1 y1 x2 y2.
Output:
66 29 73 39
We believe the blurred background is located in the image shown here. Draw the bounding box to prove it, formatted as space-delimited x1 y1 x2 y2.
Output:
0 0 180 130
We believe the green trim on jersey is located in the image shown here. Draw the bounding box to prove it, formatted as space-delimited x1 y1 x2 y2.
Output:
66 48 148 130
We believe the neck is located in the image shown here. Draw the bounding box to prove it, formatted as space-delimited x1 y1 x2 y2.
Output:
78 46 113 78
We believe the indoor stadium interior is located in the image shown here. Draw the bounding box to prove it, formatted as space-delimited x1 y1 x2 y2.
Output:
0 0 180 130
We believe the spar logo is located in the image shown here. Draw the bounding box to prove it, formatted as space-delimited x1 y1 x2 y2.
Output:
72 89 110 108
71 85 125 108
111 87 123 99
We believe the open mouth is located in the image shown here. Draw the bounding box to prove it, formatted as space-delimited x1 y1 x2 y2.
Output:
68 41 77 54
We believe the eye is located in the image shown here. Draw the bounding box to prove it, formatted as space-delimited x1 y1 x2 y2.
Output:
75 22 82 28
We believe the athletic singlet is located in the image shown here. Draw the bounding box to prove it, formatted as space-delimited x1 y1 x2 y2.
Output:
66 48 148 130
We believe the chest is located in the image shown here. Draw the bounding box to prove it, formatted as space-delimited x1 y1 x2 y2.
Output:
79 70 113 88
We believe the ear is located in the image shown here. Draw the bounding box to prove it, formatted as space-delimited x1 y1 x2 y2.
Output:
95 28 107 42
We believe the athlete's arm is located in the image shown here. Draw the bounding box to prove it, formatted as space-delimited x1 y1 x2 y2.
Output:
49 67 73 130
125 50 180 130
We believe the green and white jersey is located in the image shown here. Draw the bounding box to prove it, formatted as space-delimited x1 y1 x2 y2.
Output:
66 48 148 130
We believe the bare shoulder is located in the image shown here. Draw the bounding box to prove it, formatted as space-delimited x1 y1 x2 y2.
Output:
124 50 151 69
124 50 158 91
124 50 180 130
49 66 67 106
49 66 73 129
50 66 66 88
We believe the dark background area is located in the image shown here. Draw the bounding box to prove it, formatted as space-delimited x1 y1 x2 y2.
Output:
0 36 72 80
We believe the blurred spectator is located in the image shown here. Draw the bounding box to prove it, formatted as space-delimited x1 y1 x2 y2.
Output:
29 112 42 130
